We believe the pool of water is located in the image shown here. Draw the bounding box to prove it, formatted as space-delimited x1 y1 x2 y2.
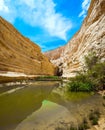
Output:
0 81 104 130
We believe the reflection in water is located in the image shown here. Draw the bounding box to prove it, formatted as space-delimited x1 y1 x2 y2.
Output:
15 100 70 130
0 81 59 130
47 92 104 123
15 91 104 130
0 81 104 130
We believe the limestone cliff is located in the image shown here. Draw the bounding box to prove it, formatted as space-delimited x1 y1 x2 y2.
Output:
45 0 105 77
0 17 55 76
45 46 65 61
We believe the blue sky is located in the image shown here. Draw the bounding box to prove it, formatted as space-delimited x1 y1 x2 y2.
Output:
0 0 90 52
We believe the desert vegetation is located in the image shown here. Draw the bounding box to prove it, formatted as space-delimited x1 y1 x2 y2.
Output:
67 52 105 92
55 109 100 130
36 75 61 80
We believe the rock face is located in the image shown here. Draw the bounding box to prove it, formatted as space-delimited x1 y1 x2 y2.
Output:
0 17 55 76
45 0 105 77
45 46 65 61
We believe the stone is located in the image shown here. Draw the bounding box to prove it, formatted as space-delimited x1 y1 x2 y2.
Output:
44 0 105 77
0 17 55 76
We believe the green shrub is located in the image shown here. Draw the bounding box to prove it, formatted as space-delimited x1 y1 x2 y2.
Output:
68 81 93 92
84 52 99 70
67 52 105 92
91 118 98 125
78 118 89 130
91 62 105 90
37 75 60 80
68 73 94 92
89 110 100 125
78 82 93 92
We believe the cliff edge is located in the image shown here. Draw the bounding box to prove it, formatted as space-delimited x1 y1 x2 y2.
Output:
0 17 55 77
45 0 105 77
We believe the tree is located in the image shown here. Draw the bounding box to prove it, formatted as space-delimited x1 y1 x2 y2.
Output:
84 52 99 70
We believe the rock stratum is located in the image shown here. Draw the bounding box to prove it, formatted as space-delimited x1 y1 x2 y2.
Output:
45 0 105 77
0 17 55 76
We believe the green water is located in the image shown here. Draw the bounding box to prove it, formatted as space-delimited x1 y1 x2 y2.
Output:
0 81 104 130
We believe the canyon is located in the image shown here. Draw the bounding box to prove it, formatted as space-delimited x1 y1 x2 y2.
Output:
45 0 105 77
0 1 105 129
0 17 55 77
0 0 105 79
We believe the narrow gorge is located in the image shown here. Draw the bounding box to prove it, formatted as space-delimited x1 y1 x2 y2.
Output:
45 0 105 77
0 0 105 130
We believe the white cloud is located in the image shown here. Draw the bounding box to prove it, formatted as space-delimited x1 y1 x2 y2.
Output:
18 0 36 9
0 0 72 41
79 0 91 18
0 0 9 12
44 13 71 40
0 0 17 23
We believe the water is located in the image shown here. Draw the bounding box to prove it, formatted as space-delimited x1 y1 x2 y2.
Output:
0 81 104 130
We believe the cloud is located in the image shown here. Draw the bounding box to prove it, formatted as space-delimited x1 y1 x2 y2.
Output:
19 0 35 9
0 0 17 23
0 0 9 12
0 0 72 41
79 0 91 18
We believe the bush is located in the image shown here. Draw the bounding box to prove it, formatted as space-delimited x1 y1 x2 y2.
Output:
68 73 94 92
90 62 105 90
84 52 99 70
68 81 93 92
36 75 60 80
89 110 100 125
67 52 105 92
78 118 89 130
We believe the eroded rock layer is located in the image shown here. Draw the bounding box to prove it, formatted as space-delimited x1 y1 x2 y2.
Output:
0 17 55 76
45 0 105 77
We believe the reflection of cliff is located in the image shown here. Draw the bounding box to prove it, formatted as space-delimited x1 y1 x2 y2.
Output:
46 92 67 107
47 91 103 112
0 82 57 130
46 91 104 126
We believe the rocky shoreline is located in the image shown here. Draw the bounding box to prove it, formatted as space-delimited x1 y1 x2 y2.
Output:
89 91 105 130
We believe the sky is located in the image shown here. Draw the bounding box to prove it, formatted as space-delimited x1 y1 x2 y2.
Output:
0 0 91 52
